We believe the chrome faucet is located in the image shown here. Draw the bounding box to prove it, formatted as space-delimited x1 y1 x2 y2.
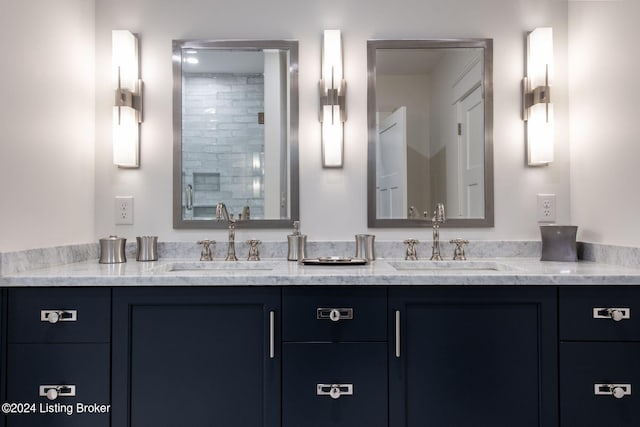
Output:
216 202 238 261
197 239 215 261
428 203 446 261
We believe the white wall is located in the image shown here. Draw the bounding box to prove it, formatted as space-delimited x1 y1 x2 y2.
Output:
0 0 95 252
94 0 569 244
569 0 640 247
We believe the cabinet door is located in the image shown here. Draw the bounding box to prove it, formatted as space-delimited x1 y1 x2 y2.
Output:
389 287 558 427
5 344 110 427
283 287 387 342
8 288 110 343
0 290 5 427
283 342 387 427
560 342 640 427
112 287 280 427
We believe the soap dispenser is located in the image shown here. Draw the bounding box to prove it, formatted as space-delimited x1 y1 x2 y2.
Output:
287 221 307 261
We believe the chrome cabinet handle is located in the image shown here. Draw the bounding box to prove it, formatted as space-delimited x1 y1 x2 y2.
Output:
269 311 275 359
39 385 76 400
185 184 193 210
41 310 77 324
317 383 353 399
595 383 632 399
316 308 353 322
395 310 401 358
593 307 631 322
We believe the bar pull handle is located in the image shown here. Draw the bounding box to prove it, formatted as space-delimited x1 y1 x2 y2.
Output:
39 385 76 400
41 310 77 324
395 310 401 358
186 184 193 210
593 307 631 322
594 383 631 399
269 311 275 359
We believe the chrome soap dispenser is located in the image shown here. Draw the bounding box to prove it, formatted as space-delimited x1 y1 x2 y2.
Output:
287 221 307 261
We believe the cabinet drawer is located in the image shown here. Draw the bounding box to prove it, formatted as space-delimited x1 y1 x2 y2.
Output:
283 288 386 342
560 287 640 341
6 343 110 427
8 288 110 343
560 342 640 427
283 342 387 427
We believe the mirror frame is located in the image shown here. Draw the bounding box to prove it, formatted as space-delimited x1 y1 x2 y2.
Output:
367 39 494 228
172 39 299 229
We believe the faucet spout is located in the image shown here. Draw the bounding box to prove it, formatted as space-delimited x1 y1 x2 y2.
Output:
429 203 446 261
216 202 231 222
216 202 238 261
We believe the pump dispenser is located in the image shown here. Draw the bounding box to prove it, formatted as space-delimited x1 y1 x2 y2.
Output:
287 221 307 261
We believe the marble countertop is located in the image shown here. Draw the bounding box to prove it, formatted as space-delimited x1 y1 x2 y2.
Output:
2 257 640 287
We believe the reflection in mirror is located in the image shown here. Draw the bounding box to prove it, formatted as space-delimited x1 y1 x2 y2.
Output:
367 40 493 228
173 40 299 229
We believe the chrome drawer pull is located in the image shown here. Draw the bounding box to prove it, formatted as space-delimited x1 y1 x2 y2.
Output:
41 310 78 324
395 310 401 358
269 311 275 359
594 383 631 399
39 385 77 400
317 308 353 322
317 383 353 399
592 307 631 322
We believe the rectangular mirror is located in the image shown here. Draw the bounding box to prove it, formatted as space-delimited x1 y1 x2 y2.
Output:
173 40 299 229
367 39 494 228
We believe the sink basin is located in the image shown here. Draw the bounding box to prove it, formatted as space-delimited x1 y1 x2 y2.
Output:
153 261 277 273
388 260 518 272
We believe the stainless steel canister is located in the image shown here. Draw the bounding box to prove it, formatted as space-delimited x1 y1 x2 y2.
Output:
355 234 376 261
99 236 127 264
136 236 158 261
540 225 578 262
287 234 307 261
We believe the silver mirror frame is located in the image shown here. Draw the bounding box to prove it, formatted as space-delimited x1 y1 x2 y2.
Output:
367 39 494 228
172 39 299 229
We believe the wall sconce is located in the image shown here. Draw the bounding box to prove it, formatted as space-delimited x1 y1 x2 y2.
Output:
523 27 553 166
320 30 346 168
112 30 143 168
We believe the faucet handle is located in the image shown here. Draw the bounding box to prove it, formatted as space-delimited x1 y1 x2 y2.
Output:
197 240 215 261
450 239 469 261
247 240 261 261
404 239 419 261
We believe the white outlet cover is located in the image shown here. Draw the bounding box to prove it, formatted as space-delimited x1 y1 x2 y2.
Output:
536 194 556 223
115 196 134 225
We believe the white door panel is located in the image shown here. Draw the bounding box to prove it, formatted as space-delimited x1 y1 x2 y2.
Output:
376 107 407 219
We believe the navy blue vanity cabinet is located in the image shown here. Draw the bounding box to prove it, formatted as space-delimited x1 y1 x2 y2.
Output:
0 290 5 427
559 287 640 427
5 288 111 427
112 287 281 427
282 287 388 427
389 287 558 427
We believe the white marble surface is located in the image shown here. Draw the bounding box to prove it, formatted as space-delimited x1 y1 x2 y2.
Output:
2 240 640 287
2 256 640 287
0 243 98 276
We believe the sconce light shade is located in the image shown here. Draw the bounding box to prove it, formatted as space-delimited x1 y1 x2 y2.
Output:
320 30 346 168
523 27 554 166
112 30 142 168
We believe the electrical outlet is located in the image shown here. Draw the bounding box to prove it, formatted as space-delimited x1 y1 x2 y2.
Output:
537 194 556 223
115 196 134 225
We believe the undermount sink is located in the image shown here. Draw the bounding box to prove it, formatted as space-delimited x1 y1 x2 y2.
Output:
388 260 519 272
153 261 277 273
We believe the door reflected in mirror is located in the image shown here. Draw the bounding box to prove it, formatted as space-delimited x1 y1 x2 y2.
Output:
367 40 494 228
173 40 299 229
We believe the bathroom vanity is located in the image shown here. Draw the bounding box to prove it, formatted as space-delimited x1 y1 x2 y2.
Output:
0 258 639 427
